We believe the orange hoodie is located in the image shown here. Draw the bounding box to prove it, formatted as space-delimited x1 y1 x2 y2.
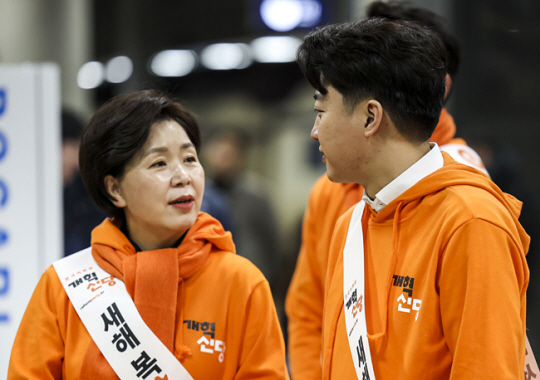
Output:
8 212 290 380
323 154 529 379
285 108 479 379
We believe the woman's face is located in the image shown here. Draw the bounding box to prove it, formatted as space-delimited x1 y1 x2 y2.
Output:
105 119 204 250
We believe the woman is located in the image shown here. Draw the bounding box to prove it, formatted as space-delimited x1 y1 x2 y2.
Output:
8 90 289 379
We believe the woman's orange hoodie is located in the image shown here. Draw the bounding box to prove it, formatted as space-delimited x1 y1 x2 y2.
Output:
8 213 290 379
322 154 529 379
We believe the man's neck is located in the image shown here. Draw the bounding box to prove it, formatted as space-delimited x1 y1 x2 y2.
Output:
364 140 431 199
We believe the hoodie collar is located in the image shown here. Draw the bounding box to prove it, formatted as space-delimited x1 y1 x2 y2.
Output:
363 143 444 213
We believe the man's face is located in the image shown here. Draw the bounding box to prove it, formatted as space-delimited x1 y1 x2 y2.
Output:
312 85 367 183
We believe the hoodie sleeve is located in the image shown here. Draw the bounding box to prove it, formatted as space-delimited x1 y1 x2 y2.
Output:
8 267 65 380
234 280 290 380
439 218 529 380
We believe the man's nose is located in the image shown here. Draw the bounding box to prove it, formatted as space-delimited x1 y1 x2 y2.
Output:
311 117 320 141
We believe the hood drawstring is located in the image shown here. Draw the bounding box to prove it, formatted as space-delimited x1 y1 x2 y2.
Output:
175 277 192 361
369 200 405 342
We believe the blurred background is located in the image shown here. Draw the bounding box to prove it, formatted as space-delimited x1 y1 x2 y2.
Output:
1 0 540 357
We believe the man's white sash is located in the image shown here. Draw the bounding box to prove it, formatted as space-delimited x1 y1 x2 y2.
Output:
53 248 194 380
343 201 376 380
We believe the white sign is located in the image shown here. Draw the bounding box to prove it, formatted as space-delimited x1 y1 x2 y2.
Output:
0 64 62 376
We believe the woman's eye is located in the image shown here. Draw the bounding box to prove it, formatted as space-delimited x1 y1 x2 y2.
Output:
185 156 197 163
151 161 166 168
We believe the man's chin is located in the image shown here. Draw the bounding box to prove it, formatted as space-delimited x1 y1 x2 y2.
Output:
326 169 343 183
326 168 356 184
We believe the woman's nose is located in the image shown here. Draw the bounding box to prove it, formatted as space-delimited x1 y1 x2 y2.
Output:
171 164 190 186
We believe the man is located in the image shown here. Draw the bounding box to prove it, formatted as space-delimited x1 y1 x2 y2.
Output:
294 17 528 379
285 3 487 378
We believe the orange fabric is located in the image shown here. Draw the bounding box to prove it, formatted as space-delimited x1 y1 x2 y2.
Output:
322 155 529 379
449 137 466 145
80 213 229 378
285 178 361 379
429 108 456 146
285 108 459 379
8 212 289 380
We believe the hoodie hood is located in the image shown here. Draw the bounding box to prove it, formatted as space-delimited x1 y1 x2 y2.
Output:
375 153 530 254
90 211 235 278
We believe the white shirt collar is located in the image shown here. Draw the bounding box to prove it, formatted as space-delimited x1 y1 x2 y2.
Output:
362 143 444 212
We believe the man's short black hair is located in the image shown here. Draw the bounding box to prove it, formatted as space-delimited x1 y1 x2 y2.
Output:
297 18 447 142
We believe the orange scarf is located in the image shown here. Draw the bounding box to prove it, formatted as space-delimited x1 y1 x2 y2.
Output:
79 212 235 379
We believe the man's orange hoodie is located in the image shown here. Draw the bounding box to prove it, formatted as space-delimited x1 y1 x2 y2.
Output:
323 154 529 379
8 213 290 380
285 108 488 379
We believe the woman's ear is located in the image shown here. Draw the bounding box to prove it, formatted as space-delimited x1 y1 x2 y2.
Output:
104 175 126 208
364 99 383 138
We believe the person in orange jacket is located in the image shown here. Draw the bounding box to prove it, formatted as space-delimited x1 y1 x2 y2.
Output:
292 17 529 380
8 90 289 380
285 3 487 379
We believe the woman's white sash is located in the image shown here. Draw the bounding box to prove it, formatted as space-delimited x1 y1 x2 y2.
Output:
343 201 376 380
53 248 194 380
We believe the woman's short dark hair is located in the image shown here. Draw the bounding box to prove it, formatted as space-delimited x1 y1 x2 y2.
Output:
297 18 447 142
79 89 200 220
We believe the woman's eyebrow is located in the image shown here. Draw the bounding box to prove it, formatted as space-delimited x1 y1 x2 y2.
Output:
143 146 168 157
179 142 195 150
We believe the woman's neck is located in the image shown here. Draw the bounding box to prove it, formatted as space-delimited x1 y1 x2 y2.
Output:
120 222 188 252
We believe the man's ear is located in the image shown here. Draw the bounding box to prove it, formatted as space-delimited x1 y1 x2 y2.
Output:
364 99 383 138
104 175 126 208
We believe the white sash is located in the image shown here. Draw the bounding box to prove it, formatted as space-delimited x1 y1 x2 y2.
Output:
53 248 194 380
343 201 376 380
440 143 489 176
526 337 540 378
